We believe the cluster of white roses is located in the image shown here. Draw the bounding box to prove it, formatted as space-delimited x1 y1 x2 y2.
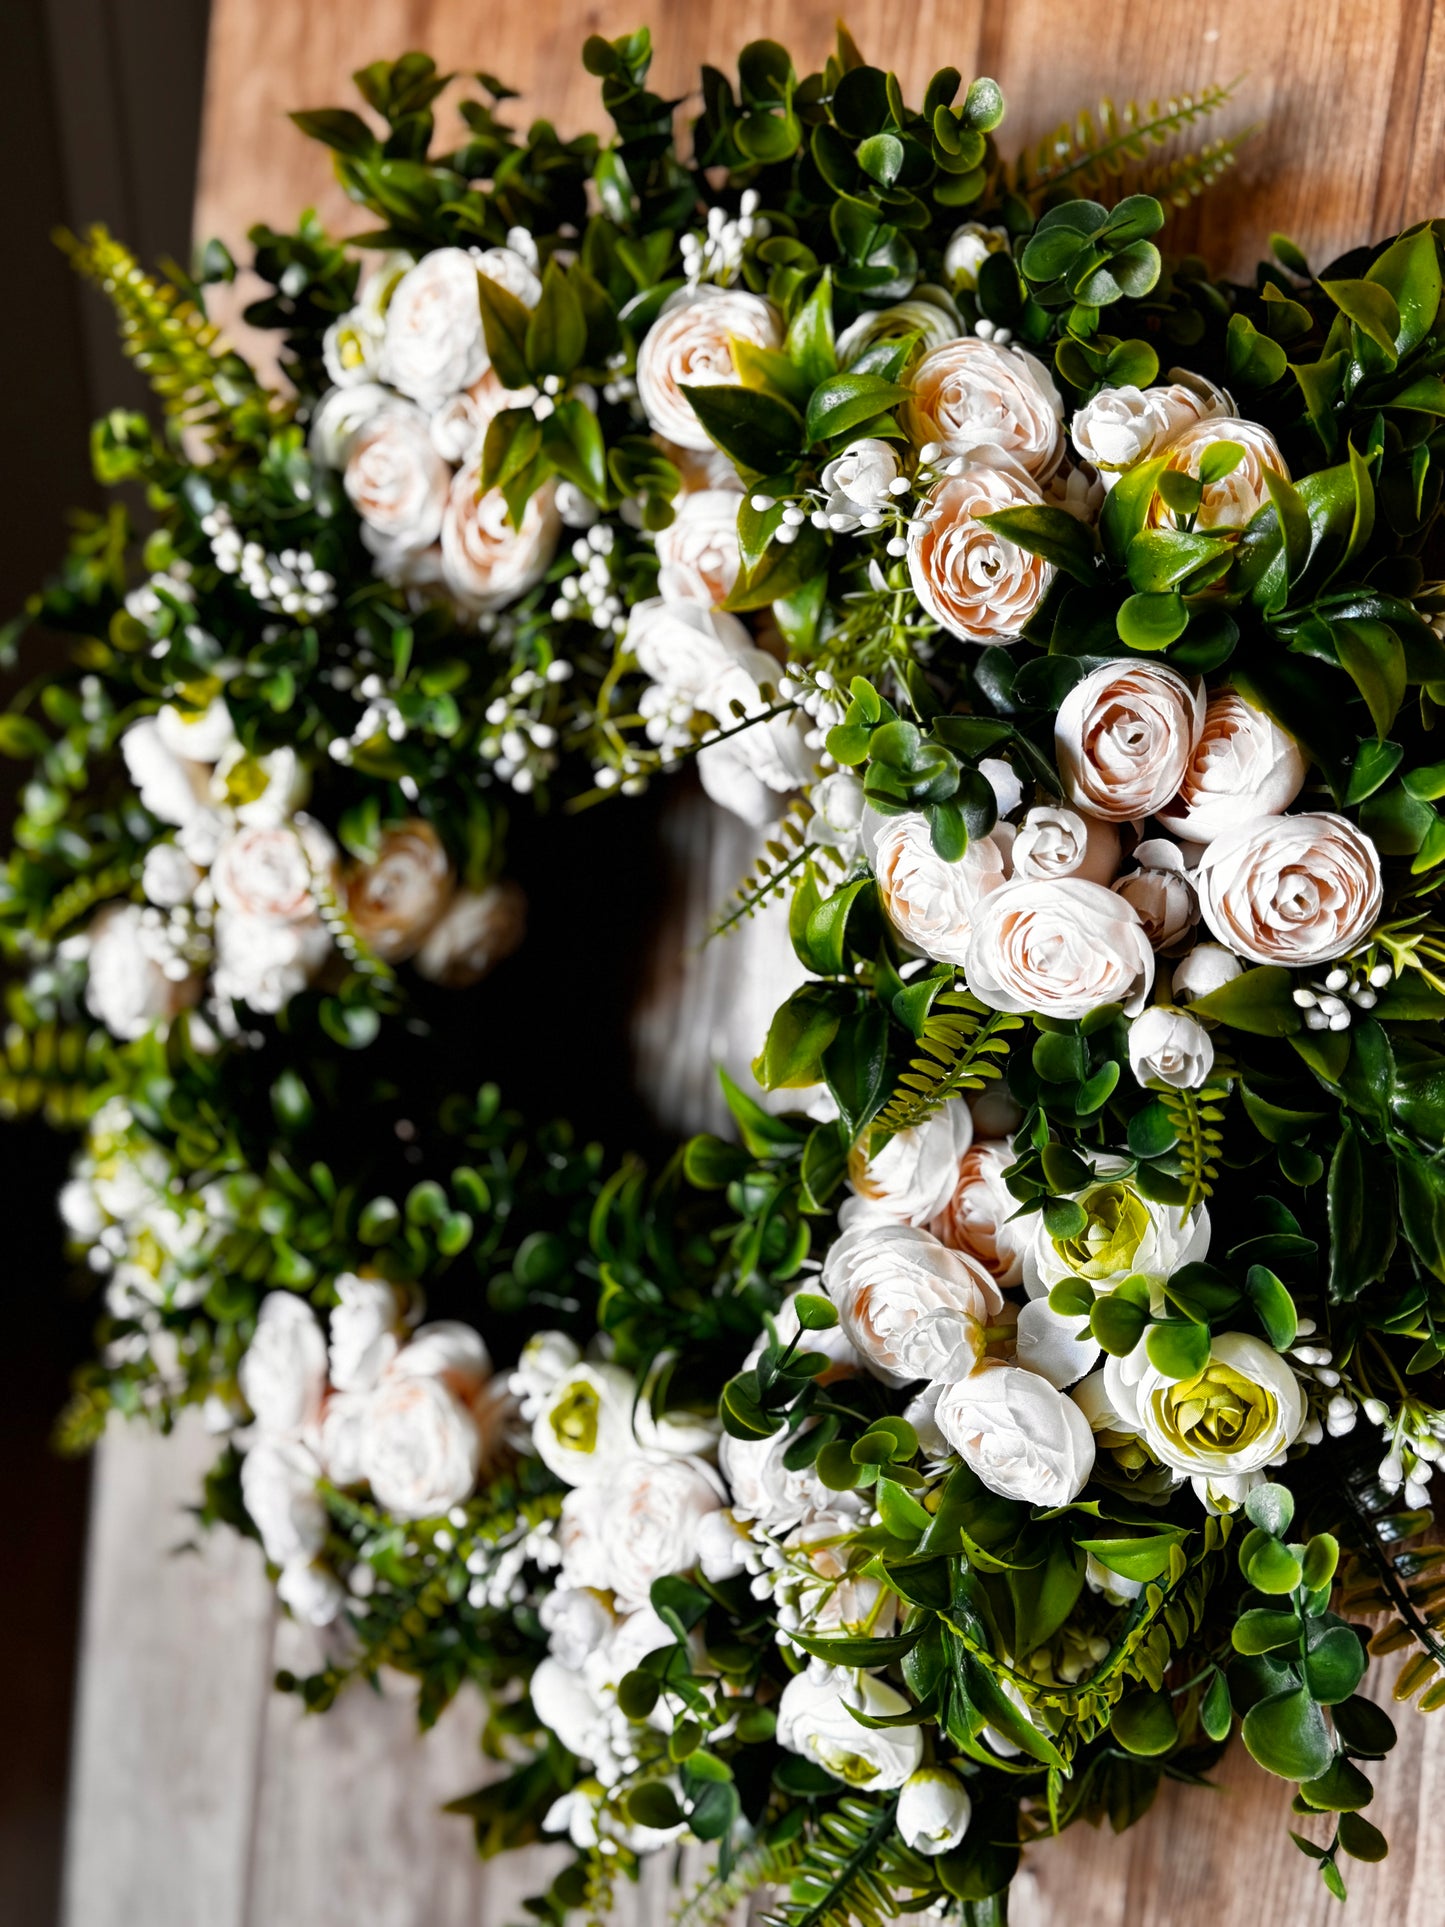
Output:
502 1334 734 1850
833 1097 1327 1518
85 694 523 1041
626 284 821 825
237 1280 515 1625
869 652 1383 1090
310 240 574 611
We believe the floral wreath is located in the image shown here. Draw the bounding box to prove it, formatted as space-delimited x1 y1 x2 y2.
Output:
10 24 1445 1926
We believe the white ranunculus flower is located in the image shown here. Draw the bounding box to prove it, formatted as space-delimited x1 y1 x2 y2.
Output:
654 488 743 605
323 307 386 389
328 1275 407 1393
898 1768 974 1853
539 1584 616 1669
1128 1006 1215 1091
429 365 532 465
58 1176 105 1245
1011 806 1120 887
824 1221 1003 1387
808 772 867 864
414 881 526 989
696 648 814 824
1055 660 1205 823
625 596 755 700
209 742 309 832
696 1509 753 1581
440 461 560 611
530 1655 611 1761
241 1434 327 1567
905 338 1065 481
1013 1298 1099 1389
1069 372 1233 481
943 223 1010 292
562 1454 723 1610
472 242 544 312
848 1104 974 1226
1022 1157 1210 1301
277 1558 345 1627
929 1140 1028 1289
1169 941 1243 1006
356 1322 497 1519
141 843 201 908
345 820 454 963
966 877 1155 1020
874 813 1012 966
819 438 901 532
532 1359 641 1487
1150 416 1289 532
636 286 783 452
1157 690 1308 844
979 756 1024 820
309 381 393 468
718 1426 839 1533
378 248 490 410
85 903 202 1040
935 1364 1096 1504
908 459 1055 643
156 698 236 766
777 1669 924 1789
835 290 962 367
212 910 331 1015
240 1292 328 1434
1194 812 1384 966
211 820 337 924
344 402 450 566
510 1330 583 1417
1104 1332 1305 1504
121 717 211 828
1112 838 1199 955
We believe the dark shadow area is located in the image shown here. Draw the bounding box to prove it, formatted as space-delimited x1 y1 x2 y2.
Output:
1 3 212 1921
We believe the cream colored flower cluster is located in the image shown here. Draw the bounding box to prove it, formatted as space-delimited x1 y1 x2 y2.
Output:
85 696 523 1041
834 1105 1320 1517
309 243 566 613
869 658 1382 1081
628 287 820 824
236 1279 516 1625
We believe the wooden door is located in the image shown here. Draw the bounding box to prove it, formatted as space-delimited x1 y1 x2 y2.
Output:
65 5 1445 1923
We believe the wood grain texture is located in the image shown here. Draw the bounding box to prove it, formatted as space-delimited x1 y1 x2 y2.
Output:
194 0 1445 292
66 3 1445 1921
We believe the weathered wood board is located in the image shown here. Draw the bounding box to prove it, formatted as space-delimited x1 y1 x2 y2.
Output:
65 4 1445 1922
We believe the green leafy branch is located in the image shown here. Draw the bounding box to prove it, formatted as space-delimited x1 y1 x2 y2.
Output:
1157 1065 1234 1209
873 991 1022 1136
1338 1470 1445 1708
1011 83 1240 199
765 1794 934 1927
58 226 281 451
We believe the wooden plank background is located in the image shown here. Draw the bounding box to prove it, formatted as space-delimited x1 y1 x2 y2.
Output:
66 3 1445 1923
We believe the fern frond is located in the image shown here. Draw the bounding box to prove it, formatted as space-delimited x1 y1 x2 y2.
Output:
711 797 831 941
1141 126 1256 208
671 1833 806 1927
0 1018 113 1127
58 226 283 451
873 990 1023 1137
765 1796 935 1927
1339 1469 1445 1709
1012 82 1239 199
1156 1060 1233 1209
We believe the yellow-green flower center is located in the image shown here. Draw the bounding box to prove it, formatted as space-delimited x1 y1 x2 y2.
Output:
813 1738 881 1786
1053 1182 1150 1280
548 1381 600 1456
1159 1361 1277 1459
